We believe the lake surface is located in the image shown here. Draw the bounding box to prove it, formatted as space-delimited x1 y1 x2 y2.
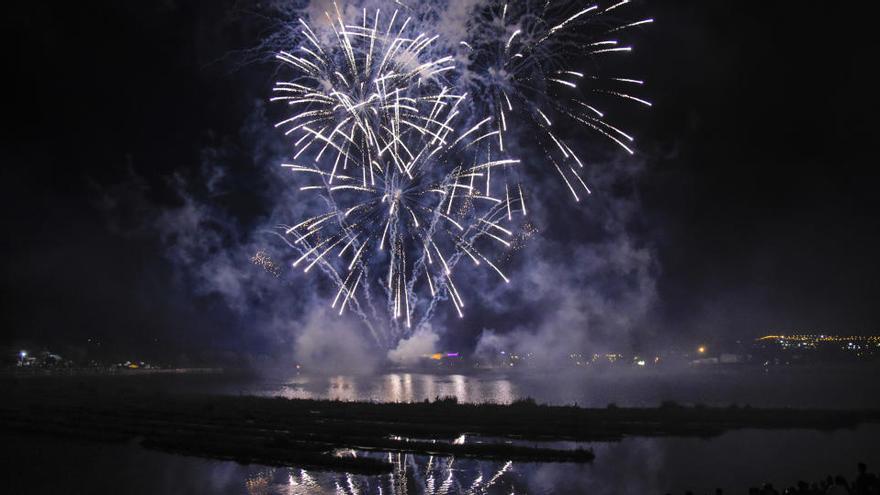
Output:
242 363 880 408
5 425 880 494
5 364 880 494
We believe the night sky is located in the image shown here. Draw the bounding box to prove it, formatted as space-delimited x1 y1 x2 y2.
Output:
3 1 879 363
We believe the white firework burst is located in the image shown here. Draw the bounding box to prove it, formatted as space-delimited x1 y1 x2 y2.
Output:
461 0 653 202
273 6 524 344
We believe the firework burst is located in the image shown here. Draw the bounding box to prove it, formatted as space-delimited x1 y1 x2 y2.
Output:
461 0 653 202
265 1 651 344
271 4 457 184
273 6 524 345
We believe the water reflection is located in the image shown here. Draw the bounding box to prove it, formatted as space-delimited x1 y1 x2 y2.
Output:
271 373 516 404
237 426 880 494
236 426 880 495
257 364 880 408
452 375 468 403
242 453 517 495
7 366 880 494
5 425 880 494
328 376 358 402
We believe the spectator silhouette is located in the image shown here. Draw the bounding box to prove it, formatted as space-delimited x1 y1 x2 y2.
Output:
762 482 780 495
672 462 877 495
854 462 878 494
825 475 850 494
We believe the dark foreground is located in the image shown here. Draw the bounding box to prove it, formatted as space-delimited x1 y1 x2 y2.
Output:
668 462 880 495
2 377 879 474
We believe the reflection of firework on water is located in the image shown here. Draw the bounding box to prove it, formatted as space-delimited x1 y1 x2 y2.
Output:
276 452 515 495
245 468 276 495
273 8 524 345
252 249 282 277
461 0 652 201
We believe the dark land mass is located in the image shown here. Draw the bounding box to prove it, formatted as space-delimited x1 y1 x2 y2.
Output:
2 376 879 474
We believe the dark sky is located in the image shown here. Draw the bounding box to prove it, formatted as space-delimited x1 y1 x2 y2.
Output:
637 3 880 337
2 1 879 360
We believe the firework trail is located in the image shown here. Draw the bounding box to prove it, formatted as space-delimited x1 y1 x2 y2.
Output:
459 0 653 202
272 6 524 347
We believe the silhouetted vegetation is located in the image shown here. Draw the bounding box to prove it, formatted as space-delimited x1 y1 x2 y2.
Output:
667 461 880 494
511 397 538 407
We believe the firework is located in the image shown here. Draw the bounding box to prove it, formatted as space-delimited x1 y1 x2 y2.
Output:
461 0 653 201
267 1 651 340
273 7 524 343
251 249 282 277
271 5 457 186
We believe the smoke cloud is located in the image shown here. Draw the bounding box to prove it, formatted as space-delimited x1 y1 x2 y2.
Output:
474 157 658 367
387 326 441 365
294 306 380 374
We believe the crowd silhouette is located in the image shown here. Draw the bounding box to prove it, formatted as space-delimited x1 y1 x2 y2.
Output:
667 462 879 495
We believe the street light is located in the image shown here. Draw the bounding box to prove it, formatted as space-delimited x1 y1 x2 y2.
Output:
697 346 707 354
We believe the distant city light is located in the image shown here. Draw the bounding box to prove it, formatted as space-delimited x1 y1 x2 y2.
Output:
757 334 880 343
19 351 27 359
698 346 707 354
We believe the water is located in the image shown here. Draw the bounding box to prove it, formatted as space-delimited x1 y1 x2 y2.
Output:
6 364 880 494
242 363 880 408
5 426 880 494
